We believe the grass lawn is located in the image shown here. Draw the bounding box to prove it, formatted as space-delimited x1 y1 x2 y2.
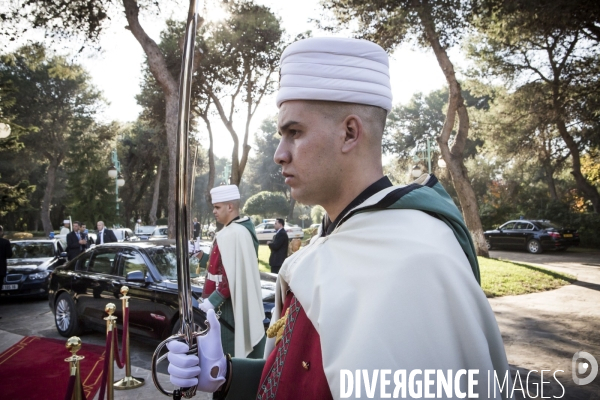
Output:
258 245 271 273
258 245 575 298
478 257 575 298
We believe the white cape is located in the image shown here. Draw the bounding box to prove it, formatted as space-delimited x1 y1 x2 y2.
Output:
265 190 511 399
216 221 265 358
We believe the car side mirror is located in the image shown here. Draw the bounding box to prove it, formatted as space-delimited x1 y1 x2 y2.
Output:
126 270 146 283
60 252 68 258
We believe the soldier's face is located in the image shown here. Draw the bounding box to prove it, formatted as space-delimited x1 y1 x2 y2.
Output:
275 101 344 205
212 203 230 224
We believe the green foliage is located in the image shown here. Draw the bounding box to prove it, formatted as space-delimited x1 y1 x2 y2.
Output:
0 44 103 232
310 205 325 224
0 179 35 218
245 117 287 196
242 191 289 219
63 123 118 227
323 0 469 51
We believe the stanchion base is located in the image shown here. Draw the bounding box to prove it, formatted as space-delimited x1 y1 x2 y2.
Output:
114 376 145 390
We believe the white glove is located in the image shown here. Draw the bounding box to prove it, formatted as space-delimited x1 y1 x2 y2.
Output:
199 299 215 313
167 309 227 393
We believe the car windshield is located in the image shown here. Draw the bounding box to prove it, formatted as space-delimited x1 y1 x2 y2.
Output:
533 221 560 230
146 246 204 281
10 242 54 258
137 226 155 234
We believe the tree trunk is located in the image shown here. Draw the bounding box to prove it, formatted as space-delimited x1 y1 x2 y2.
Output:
543 163 559 201
418 2 489 257
201 113 216 208
287 197 296 221
41 158 59 236
555 118 600 212
149 158 163 225
123 0 182 238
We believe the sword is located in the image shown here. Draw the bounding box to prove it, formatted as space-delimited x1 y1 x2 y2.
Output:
151 0 207 398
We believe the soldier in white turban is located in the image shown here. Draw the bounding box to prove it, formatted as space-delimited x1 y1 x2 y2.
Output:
194 185 265 361
167 38 511 400
59 220 71 235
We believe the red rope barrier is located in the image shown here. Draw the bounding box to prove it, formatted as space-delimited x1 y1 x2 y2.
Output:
97 329 113 400
64 375 76 400
112 306 129 369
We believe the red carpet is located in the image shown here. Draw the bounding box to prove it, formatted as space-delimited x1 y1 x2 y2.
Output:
0 336 105 400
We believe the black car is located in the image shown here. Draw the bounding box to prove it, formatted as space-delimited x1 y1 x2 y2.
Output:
2 239 68 298
484 219 580 254
48 240 276 342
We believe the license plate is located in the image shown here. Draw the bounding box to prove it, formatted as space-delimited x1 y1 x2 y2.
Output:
2 284 18 291
563 234 573 238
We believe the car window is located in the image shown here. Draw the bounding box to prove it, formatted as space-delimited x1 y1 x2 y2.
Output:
89 250 118 275
146 246 203 280
256 224 264 230
265 224 275 230
57 242 64 253
501 222 516 230
532 221 560 230
76 252 92 271
119 251 149 277
525 223 534 230
10 242 55 258
514 222 529 230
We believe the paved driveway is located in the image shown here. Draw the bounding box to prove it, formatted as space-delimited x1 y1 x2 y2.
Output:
489 249 600 399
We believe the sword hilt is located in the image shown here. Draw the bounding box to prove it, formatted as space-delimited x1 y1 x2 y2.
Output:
151 327 209 398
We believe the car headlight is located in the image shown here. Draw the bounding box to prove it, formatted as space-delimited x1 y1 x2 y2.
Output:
29 271 50 280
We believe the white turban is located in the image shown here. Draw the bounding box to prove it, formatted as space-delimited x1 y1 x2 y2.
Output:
210 185 240 204
276 37 393 113
63 220 70 224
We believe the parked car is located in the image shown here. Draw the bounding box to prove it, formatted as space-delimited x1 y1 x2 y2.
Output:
484 219 580 254
2 239 68 298
48 240 275 342
255 222 304 243
112 228 140 242
148 226 168 241
135 225 157 240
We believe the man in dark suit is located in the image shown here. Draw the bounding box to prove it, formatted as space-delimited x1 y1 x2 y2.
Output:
95 221 118 245
66 221 88 260
267 218 289 274
193 218 201 239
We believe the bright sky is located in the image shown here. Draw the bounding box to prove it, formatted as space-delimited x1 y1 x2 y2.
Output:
4 0 462 159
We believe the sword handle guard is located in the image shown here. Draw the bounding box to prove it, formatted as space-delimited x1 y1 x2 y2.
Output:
151 327 208 398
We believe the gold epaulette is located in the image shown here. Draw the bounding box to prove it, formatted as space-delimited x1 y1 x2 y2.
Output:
266 308 290 345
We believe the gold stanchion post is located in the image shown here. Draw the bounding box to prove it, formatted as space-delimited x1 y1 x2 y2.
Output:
104 303 116 400
114 286 145 389
65 336 84 400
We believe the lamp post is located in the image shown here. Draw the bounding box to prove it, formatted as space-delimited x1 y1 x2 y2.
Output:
411 137 446 178
220 162 231 185
108 149 125 226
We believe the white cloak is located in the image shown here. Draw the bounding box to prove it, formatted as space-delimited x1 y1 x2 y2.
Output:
265 187 512 399
216 221 265 358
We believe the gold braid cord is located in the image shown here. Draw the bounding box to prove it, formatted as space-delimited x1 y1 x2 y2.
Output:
266 308 290 346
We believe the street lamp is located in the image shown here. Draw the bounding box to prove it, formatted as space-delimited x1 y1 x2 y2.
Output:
108 149 125 226
220 162 232 185
0 123 11 139
411 137 446 177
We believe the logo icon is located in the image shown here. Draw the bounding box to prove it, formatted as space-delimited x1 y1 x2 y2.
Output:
572 351 598 385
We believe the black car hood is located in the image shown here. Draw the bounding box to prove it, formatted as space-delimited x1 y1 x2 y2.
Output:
7 258 52 272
